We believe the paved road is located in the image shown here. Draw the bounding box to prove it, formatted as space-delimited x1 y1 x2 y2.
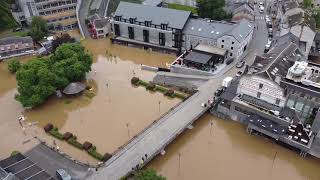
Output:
77 0 91 38
87 3 269 179
25 144 88 180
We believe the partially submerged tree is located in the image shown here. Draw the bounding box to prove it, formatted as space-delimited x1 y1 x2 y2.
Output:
133 169 166 180
7 58 21 73
15 43 93 108
52 33 76 52
29 16 48 41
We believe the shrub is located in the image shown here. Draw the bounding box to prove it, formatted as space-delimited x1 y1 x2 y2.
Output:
49 128 64 140
83 141 93 151
63 132 73 140
88 146 104 161
7 58 21 73
146 82 156 91
155 85 167 93
173 92 188 99
44 123 53 132
67 137 83 150
164 89 174 97
131 77 140 85
10 151 21 157
103 153 112 161
138 80 148 87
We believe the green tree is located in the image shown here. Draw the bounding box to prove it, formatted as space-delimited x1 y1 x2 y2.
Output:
196 0 231 20
133 169 165 180
52 33 76 52
15 43 93 108
303 0 312 7
29 16 48 41
314 10 320 28
7 58 21 73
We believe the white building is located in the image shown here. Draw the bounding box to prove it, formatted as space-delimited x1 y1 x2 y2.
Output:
183 19 254 60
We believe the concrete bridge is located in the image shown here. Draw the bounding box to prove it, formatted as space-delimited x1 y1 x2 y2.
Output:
88 78 220 180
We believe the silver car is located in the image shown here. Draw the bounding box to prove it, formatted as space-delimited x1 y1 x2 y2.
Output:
56 169 72 180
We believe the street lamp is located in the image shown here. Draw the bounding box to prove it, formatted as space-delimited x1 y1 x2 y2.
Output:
126 123 130 139
158 100 161 114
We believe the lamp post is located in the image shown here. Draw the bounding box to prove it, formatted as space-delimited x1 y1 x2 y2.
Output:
178 152 181 175
158 100 161 114
126 123 130 139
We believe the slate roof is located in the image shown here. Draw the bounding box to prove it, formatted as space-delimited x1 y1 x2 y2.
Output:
183 19 254 43
283 1 299 12
114 2 191 29
94 18 109 29
0 36 33 46
142 0 162 6
184 51 212 64
63 82 86 95
233 3 254 15
220 77 240 101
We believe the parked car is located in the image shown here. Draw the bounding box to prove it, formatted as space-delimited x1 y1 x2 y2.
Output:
12 27 22 32
214 87 224 97
56 169 71 180
259 2 264 5
264 40 272 53
254 1 257 4
236 61 245 68
259 6 264 13
236 70 244 77
268 28 273 33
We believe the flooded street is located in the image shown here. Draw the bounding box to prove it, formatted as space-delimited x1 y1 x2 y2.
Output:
149 114 320 180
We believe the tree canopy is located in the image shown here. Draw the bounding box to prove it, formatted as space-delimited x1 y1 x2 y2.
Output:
196 0 231 20
15 43 93 108
7 58 21 73
303 0 313 8
52 33 76 52
133 169 166 180
314 10 320 28
29 16 48 41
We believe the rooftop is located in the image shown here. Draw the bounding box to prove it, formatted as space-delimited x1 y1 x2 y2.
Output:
0 36 34 52
183 19 254 43
114 2 191 29
142 0 163 6
184 51 213 64
94 18 109 29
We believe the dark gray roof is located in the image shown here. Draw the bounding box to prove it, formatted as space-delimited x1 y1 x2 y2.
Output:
63 82 86 95
0 36 33 46
142 0 162 6
280 78 320 98
184 51 212 64
220 77 240 101
94 18 109 29
233 3 254 15
283 1 298 12
183 18 254 43
114 2 191 29
314 32 320 41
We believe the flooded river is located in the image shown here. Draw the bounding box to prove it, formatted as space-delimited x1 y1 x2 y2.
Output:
0 38 319 179
149 114 320 180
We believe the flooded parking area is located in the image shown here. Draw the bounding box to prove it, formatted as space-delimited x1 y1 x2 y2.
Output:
149 114 320 180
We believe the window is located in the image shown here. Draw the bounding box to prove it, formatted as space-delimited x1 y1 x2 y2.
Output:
161 23 168 30
259 83 263 89
257 92 261 98
129 18 135 24
232 41 234 44
143 30 149 43
231 47 233 50
128 27 134 39
222 40 224 42
275 98 280 105
159 32 165 46
144 21 151 27
115 16 121 21
114 24 120 36
230 53 233 57
221 45 224 48
286 99 295 108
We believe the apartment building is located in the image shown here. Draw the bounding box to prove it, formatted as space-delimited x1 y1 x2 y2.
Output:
0 36 35 60
17 0 78 31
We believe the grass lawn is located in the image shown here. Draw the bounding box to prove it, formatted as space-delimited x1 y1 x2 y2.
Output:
167 3 197 14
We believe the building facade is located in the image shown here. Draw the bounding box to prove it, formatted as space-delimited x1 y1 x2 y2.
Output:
0 36 35 60
17 0 78 31
111 2 190 53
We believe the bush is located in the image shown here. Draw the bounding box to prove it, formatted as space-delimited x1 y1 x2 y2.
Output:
63 132 73 140
164 89 174 97
138 80 148 87
146 82 156 91
88 146 104 161
155 85 167 93
7 58 21 73
49 128 64 140
67 137 83 150
173 92 188 99
131 77 140 85
10 151 20 157
44 123 53 132
82 141 93 151
103 153 112 161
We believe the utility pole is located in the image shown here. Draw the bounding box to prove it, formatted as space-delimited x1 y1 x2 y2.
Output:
126 123 130 139
158 100 161 114
178 152 181 175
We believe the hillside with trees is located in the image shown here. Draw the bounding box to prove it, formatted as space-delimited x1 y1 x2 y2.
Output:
0 0 18 30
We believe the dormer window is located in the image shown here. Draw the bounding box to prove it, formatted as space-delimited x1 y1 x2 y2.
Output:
145 21 151 27
114 16 121 21
161 23 168 30
129 18 135 24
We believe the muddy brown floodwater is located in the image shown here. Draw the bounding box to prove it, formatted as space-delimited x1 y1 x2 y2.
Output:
148 114 320 180
0 38 179 164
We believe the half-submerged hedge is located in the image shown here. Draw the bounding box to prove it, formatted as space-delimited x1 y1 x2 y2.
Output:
131 77 189 99
44 123 109 161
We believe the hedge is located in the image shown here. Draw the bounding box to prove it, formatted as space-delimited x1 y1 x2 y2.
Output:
131 77 140 85
173 92 188 99
11 151 20 157
67 137 83 150
49 128 64 140
155 85 167 93
88 146 104 161
146 83 156 91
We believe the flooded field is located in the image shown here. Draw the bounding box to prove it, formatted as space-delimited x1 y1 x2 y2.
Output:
149 114 320 180
0 38 178 163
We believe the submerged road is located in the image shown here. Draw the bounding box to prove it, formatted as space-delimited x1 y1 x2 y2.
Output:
88 3 268 179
